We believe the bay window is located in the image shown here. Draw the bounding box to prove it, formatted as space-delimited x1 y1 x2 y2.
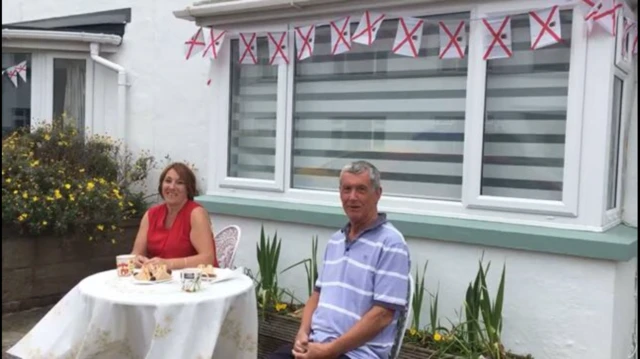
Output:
206 1 635 231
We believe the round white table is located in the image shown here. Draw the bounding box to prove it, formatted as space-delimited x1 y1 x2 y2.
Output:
7 269 258 359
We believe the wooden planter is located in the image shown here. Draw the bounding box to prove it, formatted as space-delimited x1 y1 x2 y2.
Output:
1 220 139 313
257 311 451 359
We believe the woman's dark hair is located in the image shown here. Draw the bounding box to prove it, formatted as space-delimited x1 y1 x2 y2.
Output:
158 162 198 200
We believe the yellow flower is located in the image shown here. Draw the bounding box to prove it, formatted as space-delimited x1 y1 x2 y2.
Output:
13 190 18 195
22 192 28 199
97 224 104 231
79 168 85 173
128 201 134 207
274 303 288 312
42 221 48 226
69 194 75 202
54 190 63 199
433 332 442 342
111 239 116 244
32 196 39 202
409 328 418 336
86 182 95 191
17 213 28 222
29 160 39 167
44 134 51 141
5 178 11 183
46 196 54 201
64 183 71 190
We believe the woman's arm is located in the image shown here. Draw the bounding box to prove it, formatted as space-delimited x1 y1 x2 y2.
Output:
168 207 216 270
130 211 150 267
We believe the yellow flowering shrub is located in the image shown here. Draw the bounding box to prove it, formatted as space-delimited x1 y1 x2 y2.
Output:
1 124 156 241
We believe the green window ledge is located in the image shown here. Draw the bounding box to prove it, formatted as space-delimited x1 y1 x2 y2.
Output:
196 195 637 262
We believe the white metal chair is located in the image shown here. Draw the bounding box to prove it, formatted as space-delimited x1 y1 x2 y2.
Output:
390 274 414 359
213 225 241 269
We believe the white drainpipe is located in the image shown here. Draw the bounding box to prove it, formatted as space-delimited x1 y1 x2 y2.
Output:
89 42 127 144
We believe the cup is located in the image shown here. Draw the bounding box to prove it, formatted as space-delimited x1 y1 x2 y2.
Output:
116 254 136 277
180 269 202 292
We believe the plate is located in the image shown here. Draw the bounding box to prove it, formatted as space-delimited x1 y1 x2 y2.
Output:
201 268 238 283
132 277 173 285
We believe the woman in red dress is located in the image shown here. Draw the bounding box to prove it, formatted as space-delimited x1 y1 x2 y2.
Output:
130 162 218 269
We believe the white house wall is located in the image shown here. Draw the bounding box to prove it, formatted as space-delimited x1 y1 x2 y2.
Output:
622 81 638 228
212 213 635 359
2 0 215 186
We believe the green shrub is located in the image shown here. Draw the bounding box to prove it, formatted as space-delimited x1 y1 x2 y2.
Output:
1 124 156 242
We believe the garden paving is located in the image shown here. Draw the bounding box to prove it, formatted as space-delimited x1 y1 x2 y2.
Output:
2 306 51 359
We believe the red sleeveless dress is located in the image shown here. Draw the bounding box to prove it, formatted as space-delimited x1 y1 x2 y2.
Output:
146 200 218 267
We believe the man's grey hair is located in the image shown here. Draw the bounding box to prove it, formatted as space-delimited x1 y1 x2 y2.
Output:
339 161 381 190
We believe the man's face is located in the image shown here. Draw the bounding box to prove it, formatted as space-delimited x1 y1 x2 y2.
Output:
339 171 382 224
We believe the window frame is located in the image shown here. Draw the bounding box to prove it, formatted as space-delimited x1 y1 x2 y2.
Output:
209 23 289 193
207 0 628 231
43 52 94 133
614 7 635 73
462 2 586 217
603 69 632 227
1 50 94 134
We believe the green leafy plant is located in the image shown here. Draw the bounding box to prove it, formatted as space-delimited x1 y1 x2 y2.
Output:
256 225 282 311
429 288 440 334
464 261 485 349
1 123 154 241
411 261 428 331
282 235 319 298
479 263 506 358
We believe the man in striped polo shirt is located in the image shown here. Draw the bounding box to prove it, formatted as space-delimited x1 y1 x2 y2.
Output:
267 161 411 359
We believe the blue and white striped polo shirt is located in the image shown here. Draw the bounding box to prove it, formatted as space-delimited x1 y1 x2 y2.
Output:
310 214 411 359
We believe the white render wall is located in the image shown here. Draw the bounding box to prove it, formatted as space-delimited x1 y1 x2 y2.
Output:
1 0 216 188
213 213 637 359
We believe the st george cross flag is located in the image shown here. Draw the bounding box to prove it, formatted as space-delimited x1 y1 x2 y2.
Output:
392 17 424 57
482 16 512 60
5 66 18 87
238 33 258 65
580 0 598 33
267 32 289 65
14 61 27 83
202 28 226 60
352 11 385 46
184 28 206 60
330 17 352 55
438 20 466 59
295 25 315 61
591 0 622 36
529 6 562 50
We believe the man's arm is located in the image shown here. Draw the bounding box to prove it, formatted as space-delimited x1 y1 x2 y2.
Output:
299 290 320 335
326 304 395 356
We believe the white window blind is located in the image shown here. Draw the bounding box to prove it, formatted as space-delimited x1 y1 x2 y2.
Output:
291 13 469 200
228 37 278 180
481 10 573 201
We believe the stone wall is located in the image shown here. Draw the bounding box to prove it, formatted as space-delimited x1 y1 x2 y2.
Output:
1 221 138 313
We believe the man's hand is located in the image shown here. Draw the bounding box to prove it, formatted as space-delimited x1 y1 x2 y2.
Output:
292 342 337 359
293 330 309 354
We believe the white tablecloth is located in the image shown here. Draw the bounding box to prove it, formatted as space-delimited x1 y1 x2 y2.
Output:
7 269 258 359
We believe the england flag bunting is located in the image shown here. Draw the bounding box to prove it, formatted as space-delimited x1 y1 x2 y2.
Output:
295 25 316 61
585 0 623 36
482 16 512 60
352 11 385 46
238 33 258 64
438 20 466 59
14 61 27 83
529 6 563 50
202 29 226 60
5 66 18 87
267 32 289 65
392 17 424 57
330 17 352 55
184 28 206 60
184 2 639 67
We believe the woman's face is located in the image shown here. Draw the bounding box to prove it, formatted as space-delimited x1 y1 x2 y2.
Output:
162 169 188 206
